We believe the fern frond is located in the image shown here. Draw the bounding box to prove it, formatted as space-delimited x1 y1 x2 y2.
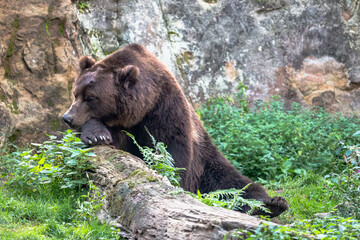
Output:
123 128 184 186
192 185 270 215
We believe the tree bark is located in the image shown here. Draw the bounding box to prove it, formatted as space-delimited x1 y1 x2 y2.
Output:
89 146 276 240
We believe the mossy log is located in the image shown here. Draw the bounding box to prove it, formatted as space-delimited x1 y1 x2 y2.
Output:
89 146 276 240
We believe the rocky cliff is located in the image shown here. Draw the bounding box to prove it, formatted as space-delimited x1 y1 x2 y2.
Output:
1 0 360 145
0 0 81 144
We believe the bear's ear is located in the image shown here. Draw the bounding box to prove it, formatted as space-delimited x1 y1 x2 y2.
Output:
79 56 96 72
118 65 139 89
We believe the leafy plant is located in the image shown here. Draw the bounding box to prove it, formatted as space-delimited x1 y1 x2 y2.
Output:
76 179 105 221
328 170 360 219
0 130 122 239
325 136 360 219
124 127 185 186
7 129 95 194
189 186 270 215
77 1 90 13
231 216 360 240
199 96 360 181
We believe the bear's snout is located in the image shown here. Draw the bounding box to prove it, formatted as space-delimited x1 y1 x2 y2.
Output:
62 114 73 127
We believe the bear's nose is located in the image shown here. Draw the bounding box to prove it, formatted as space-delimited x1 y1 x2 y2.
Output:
62 114 73 127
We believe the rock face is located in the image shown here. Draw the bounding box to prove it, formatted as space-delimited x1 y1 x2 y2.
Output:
287 56 353 114
0 0 82 144
76 0 360 112
2 0 360 145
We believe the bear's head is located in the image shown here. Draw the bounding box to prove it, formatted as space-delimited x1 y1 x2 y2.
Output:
62 54 143 129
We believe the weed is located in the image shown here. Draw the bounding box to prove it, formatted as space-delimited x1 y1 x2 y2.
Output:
233 216 360 239
190 187 270 215
325 136 360 219
0 130 122 239
76 180 105 221
124 127 185 186
199 97 360 181
7 129 95 194
78 1 90 13
204 0 217 3
59 18 66 35
45 19 50 35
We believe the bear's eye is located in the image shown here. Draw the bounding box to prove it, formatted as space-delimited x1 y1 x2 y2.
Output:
85 96 97 102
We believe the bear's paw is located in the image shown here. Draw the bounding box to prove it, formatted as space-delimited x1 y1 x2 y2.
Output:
262 196 289 218
80 119 113 146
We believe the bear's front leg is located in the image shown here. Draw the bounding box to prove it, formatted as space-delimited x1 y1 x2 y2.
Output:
80 119 113 146
243 183 289 217
254 196 289 218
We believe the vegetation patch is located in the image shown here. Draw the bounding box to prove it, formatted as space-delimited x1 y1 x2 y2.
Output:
199 95 360 181
4 18 19 77
2 83 360 238
198 86 360 238
50 119 61 131
8 129 21 143
0 188 121 240
59 18 66 35
0 93 6 102
11 100 18 114
230 216 360 239
125 128 185 187
45 19 50 36
103 48 120 56
204 0 217 3
0 130 123 239
76 0 90 13
190 186 269 214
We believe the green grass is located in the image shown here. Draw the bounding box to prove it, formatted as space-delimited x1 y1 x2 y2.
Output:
0 187 120 239
266 172 340 223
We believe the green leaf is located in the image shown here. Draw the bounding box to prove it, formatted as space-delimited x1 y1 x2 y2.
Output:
352 130 360 137
38 157 45 165
43 163 53 169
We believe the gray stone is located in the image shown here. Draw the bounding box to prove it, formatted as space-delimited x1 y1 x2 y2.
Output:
77 0 360 113
77 0 178 78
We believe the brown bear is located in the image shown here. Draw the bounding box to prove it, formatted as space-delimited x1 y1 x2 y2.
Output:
62 44 288 217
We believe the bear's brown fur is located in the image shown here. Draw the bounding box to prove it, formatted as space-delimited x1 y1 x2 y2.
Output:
63 44 288 217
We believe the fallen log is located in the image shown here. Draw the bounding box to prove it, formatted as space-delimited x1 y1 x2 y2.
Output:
89 146 276 240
